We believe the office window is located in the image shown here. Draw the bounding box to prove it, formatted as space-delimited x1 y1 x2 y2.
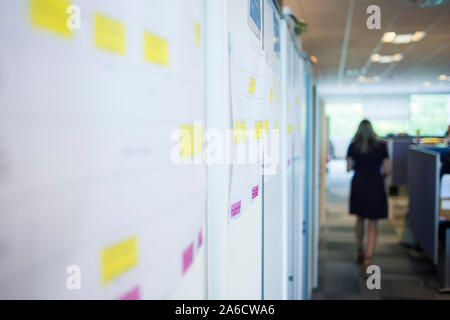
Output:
325 103 364 137
409 94 449 136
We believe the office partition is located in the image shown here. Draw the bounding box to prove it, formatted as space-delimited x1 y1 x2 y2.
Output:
408 146 440 264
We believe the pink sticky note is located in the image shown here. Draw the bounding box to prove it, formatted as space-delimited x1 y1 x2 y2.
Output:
119 286 140 300
287 159 291 167
182 243 194 274
198 229 203 248
252 185 259 199
230 201 241 218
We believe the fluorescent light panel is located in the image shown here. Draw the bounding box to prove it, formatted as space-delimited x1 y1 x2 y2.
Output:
370 53 403 63
358 76 380 83
382 31 426 44
393 34 413 44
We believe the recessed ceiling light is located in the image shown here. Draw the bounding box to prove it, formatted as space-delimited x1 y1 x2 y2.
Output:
393 53 403 62
412 31 426 42
382 32 396 43
358 76 380 83
392 34 414 44
424 81 431 87
439 74 447 80
370 54 380 62
310 56 318 64
382 31 426 44
370 53 403 63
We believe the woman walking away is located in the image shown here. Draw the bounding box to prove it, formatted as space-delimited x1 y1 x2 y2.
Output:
346 120 389 272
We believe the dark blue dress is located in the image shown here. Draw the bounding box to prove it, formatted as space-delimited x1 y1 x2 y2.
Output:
347 141 389 220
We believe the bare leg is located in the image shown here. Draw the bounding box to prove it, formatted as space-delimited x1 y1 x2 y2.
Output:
355 216 365 262
364 219 378 268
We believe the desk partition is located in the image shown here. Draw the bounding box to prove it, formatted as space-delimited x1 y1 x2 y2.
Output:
387 137 413 186
408 146 440 264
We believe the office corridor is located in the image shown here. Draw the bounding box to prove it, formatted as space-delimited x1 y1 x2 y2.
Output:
312 160 450 300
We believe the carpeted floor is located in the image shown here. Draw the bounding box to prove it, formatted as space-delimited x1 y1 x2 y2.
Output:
312 160 450 300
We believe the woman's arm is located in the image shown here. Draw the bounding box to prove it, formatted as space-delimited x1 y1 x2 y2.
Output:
346 157 353 172
381 158 390 176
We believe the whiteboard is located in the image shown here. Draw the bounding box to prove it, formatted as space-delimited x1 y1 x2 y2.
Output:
223 0 263 300
0 0 205 299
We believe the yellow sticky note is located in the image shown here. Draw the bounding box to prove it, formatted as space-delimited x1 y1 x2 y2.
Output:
30 0 73 37
102 236 138 283
144 32 169 66
295 97 299 104
276 93 280 104
288 124 294 134
194 124 203 154
275 120 280 130
195 22 201 46
254 121 263 139
270 88 273 102
180 124 194 158
234 121 246 144
94 13 126 54
248 77 256 94
297 124 301 131
264 120 269 134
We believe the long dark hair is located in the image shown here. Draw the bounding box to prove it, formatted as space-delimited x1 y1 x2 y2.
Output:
353 120 379 153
